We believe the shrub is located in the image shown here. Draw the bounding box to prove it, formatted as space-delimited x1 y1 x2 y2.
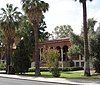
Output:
51 67 60 77
28 67 49 72
60 60 74 67
42 48 60 77
93 59 100 73
13 40 31 74
28 67 83 72
0 62 6 70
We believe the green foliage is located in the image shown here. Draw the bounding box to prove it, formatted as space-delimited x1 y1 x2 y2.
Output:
39 15 50 41
17 15 50 60
52 25 73 39
93 59 100 73
28 67 49 72
69 18 97 58
22 0 49 76
42 48 60 77
26 71 85 78
59 61 74 68
0 62 6 70
18 16 34 60
61 67 83 71
88 18 97 33
70 32 84 46
0 4 22 30
65 60 74 67
0 4 22 74
42 48 59 67
28 67 83 72
51 67 60 77
13 40 31 74
69 32 84 57
75 0 93 3
19 15 50 42
92 26 100 73
68 45 82 56
22 0 49 14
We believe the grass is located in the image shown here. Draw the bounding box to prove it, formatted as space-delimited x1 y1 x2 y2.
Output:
60 71 84 78
25 71 52 77
25 70 100 79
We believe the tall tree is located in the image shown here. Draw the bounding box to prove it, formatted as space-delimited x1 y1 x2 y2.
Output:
88 18 97 67
17 15 50 62
69 32 84 56
52 25 73 39
88 18 97 34
92 24 100 73
0 4 22 74
39 15 50 41
21 0 49 76
75 0 92 76
13 39 31 74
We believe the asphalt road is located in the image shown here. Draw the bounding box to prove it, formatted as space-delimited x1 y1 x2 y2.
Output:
0 77 74 85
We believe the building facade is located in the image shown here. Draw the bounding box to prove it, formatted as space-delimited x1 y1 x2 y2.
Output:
36 38 84 68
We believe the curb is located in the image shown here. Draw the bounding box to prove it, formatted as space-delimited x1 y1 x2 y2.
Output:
1 74 99 85
0 74 77 85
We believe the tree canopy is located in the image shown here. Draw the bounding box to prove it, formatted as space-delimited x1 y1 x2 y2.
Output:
52 25 73 39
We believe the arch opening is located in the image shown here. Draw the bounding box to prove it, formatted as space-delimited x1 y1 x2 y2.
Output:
63 45 68 61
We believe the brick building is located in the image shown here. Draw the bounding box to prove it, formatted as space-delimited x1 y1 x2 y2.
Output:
33 38 84 68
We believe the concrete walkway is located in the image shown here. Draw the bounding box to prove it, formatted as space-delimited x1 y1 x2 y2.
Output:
0 71 100 85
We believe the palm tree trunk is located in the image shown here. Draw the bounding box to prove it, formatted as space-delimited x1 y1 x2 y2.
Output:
6 37 11 74
82 1 90 76
6 32 14 74
33 22 41 76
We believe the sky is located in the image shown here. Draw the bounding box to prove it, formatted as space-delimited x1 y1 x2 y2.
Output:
0 0 100 34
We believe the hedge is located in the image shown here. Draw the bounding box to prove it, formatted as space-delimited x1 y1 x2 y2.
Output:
0 63 6 70
28 67 83 72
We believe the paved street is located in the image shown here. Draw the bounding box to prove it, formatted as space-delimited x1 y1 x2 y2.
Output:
0 71 100 85
0 77 74 85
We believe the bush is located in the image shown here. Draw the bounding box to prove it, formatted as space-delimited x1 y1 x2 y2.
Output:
28 67 49 72
93 59 100 73
51 67 60 77
59 60 74 67
13 40 31 74
60 67 83 71
42 48 60 77
0 62 6 70
28 67 83 72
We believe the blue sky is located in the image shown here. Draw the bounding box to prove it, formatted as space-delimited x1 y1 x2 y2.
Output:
0 0 100 34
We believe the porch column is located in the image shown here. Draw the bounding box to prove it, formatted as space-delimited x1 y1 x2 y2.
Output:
39 48 42 62
74 61 76 67
61 48 63 70
79 55 81 67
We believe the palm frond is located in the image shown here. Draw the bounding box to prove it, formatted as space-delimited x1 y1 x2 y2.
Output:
13 7 18 12
1 8 6 14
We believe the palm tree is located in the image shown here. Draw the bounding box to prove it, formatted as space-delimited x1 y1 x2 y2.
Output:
0 4 22 74
88 18 97 70
75 0 92 76
21 0 49 76
88 18 97 34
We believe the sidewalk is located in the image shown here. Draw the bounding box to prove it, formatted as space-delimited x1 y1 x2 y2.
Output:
0 71 100 85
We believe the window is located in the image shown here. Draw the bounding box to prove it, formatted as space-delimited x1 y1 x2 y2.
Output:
81 62 84 67
76 62 79 67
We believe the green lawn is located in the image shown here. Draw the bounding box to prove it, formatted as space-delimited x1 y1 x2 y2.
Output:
25 71 100 79
61 71 84 78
